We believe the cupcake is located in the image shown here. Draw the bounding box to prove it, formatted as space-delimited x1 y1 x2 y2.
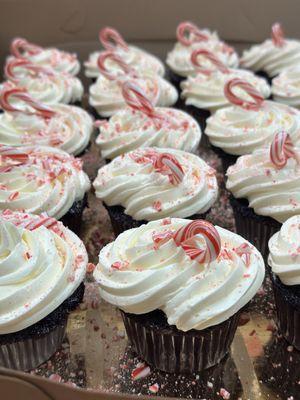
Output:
85 26 165 80
0 145 90 233
7 37 80 76
181 49 270 132
95 81 201 160
89 51 177 118
0 210 88 370
272 65 300 108
226 131 300 260
268 216 300 350
94 218 264 373
0 85 93 156
205 78 300 172
93 147 218 236
166 21 239 90
3 58 83 106
241 23 300 80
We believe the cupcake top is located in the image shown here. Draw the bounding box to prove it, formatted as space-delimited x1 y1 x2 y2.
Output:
268 215 300 285
205 78 300 155
0 86 93 155
181 49 271 112
85 27 165 78
166 21 239 78
226 131 300 223
3 58 83 105
241 23 300 77
272 66 300 107
8 37 80 76
95 81 201 159
93 147 218 221
89 52 177 117
0 210 87 334
94 218 264 331
0 145 90 219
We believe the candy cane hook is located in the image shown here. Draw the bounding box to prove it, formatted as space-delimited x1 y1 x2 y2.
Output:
177 21 209 46
99 27 129 51
224 78 264 111
191 48 229 75
97 51 132 80
269 131 299 169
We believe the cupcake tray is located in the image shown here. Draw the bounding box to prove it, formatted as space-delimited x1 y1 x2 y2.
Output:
1 103 300 400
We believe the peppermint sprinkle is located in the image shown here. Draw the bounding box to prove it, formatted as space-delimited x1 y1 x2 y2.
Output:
153 200 162 211
149 383 159 394
8 191 19 201
131 362 151 381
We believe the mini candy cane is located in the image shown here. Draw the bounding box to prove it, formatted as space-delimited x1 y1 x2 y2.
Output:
269 131 299 168
224 78 264 111
0 145 29 165
173 220 221 264
271 23 285 47
177 21 209 46
99 27 129 51
235 243 252 267
153 153 184 185
5 58 54 82
0 86 55 119
122 80 156 117
10 38 42 58
97 51 132 81
191 48 229 75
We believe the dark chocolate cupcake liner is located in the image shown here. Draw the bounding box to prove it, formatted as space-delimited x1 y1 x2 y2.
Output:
121 309 241 373
104 203 209 237
271 274 300 350
0 323 66 371
60 194 88 234
230 195 281 261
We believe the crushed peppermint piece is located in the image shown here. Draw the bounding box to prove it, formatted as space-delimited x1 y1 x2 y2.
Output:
220 387 230 399
131 363 151 381
149 383 159 394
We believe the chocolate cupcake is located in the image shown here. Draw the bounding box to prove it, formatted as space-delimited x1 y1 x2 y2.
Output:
7 37 80 76
95 81 201 160
2 58 83 106
205 78 300 172
93 147 218 236
89 51 177 119
0 85 93 156
268 216 300 350
181 50 270 136
0 145 90 233
85 27 165 81
0 211 88 370
226 132 300 260
94 218 265 373
166 21 239 91
241 23 300 81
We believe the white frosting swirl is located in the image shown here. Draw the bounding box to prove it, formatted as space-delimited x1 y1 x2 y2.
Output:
268 215 300 285
95 107 201 159
166 39 239 78
89 75 178 117
272 66 300 107
7 48 80 76
84 46 165 78
205 101 300 155
94 218 264 331
0 212 87 334
0 145 90 219
226 148 300 223
241 39 300 77
0 104 93 155
93 148 218 220
181 69 271 112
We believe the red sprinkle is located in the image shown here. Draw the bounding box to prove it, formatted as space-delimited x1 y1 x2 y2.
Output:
153 200 162 212
8 191 19 201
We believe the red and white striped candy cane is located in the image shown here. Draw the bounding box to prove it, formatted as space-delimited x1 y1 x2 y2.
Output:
235 242 252 267
0 86 55 119
5 58 54 82
10 38 42 58
121 80 156 117
269 131 298 169
224 78 264 111
0 145 29 165
174 220 221 263
99 27 129 51
177 21 209 46
97 51 132 80
153 153 185 185
271 23 285 47
191 48 229 75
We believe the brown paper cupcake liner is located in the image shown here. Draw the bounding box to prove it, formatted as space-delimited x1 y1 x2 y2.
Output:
0 323 66 371
121 309 241 373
